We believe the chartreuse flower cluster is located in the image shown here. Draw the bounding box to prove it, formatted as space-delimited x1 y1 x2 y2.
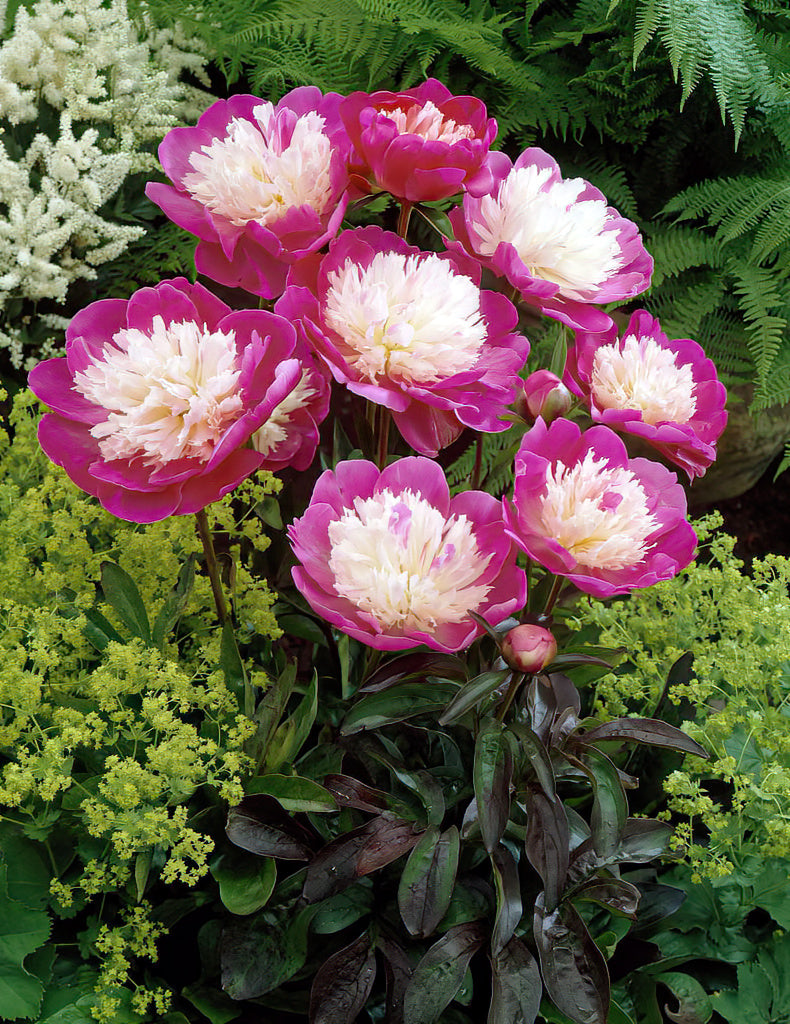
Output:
0 390 280 1020
577 513 790 878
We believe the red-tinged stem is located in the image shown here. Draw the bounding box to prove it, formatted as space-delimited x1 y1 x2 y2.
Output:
470 432 484 490
397 201 413 238
543 575 564 617
496 672 526 723
376 404 391 470
195 507 228 624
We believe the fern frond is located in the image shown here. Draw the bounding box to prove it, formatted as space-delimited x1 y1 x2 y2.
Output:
729 258 788 382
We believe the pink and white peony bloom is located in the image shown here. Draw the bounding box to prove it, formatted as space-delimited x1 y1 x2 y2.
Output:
564 310 727 480
289 457 527 652
145 88 352 298
340 78 497 202
276 226 529 456
449 148 652 331
503 418 697 598
521 369 573 423
28 278 306 523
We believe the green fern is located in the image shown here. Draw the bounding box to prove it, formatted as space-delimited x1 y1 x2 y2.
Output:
446 424 525 498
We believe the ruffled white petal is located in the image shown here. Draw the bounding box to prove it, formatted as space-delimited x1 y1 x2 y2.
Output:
591 333 697 424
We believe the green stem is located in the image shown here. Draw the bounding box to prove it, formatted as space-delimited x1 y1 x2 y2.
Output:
195 507 228 624
470 432 484 490
496 672 525 723
376 405 391 469
543 575 564 617
397 201 413 238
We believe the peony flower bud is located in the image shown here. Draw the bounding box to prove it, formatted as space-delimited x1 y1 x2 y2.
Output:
501 623 557 674
522 370 573 423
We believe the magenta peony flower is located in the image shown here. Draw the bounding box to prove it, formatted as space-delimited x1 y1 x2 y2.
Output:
145 88 352 299
564 310 727 480
275 226 529 456
503 418 697 598
28 278 307 523
340 78 497 203
289 457 527 652
449 148 652 331
501 623 557 674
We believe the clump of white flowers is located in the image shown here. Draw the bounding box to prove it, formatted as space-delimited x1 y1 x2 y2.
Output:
0 0 212 369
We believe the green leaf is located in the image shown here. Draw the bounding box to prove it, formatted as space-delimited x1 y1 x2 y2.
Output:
82 607 124 651
583 718 707 758
658 971 712 1023
152 554 196 647
582 747 628 858
220 905 315 1000
220 619 246 704
439 670 510 726
403 922 486 1024
264 672 318 772
311 883 374 935
0 863 51 1021
244 774 337 813
474 720 515 854
341 681 458 735
100 562 150 642
211 852 276 916
182 983 241 1024
398 826 460 938
0 824 51 909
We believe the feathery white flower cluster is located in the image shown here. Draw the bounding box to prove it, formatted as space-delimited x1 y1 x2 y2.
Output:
0 0 212 368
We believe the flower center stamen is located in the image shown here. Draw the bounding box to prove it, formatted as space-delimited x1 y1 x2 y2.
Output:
590 334 697 424
328 487 492 632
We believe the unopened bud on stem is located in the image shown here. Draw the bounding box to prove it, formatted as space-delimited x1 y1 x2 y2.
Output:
519 370 572 424
501 623 557 674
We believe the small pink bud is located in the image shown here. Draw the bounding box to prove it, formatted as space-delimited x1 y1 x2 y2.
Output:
522 370 572 424
501 624 557 674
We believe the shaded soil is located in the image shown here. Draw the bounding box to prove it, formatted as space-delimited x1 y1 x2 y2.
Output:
701 457 790 561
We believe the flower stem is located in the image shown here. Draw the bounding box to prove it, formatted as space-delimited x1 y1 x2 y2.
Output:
195 507 228 624
543 575 564 617
397 201 413 238
496 671 525 723
376 404 391 469
470 432 484 490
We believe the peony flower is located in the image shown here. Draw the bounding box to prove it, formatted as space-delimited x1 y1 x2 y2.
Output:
501 624 557 674
145 88 352 298
289 457 526 652
503 418 697 598
28 278 306 523
564 310 727 480
449 148 652 331
340 78 497 203
276 226 529 456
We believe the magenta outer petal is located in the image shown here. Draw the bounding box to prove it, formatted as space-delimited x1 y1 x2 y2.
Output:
195 237 289 299
504 418 697 597
290 457 528 651
145 181 219 244
29 359 104 425
392 404 464 456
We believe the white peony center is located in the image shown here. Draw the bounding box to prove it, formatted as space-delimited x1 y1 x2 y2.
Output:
383 99 476 143
590 334 697 424
182 103 334 227
74 315 244 466
472 165 623 300
539 451 657 569
252 368 318 456
323 251 487 384
328 487 493 633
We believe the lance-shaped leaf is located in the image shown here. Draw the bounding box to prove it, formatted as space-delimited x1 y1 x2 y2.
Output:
341 682 459 735
361 652 467 693
569 819 676 883
100 561 150 642
488 937 542 1024
403 922 486 1024
303 824 374 903
523 786 569 913
491 845 522 955
152 554 196 647
582 718 708 758
378 933 413 1024
226 795 315 861
439 670 510 726
221 904 315 999
323 774 393 814
356 815 422 875
264 673 318 772
511 722 556 799
245 774 337 813
573 878 641 918
309 932 377 1024
398 826 460 938
579 746 628 858
534 893 610 1024
474 720 515 853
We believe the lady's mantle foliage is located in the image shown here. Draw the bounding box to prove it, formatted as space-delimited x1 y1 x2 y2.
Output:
277 225 528 456
564 310 728 480
28 277 310 522
145 88 352 298
504 418 697 598
289 457 525 652
339 77 497 202
449 147 653 331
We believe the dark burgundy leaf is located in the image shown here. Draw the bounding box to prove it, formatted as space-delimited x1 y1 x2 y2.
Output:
569 820 676 883
534 893 610 1024
398 826 460 938
551 705 581 747
548 673 582 718
439 669 510 726
361 652 467 693
549 653 615 671
523 787 569 913
323 774 392 813
488 937 542 1024
526 677 556 743
356 815 422 875
574 878 641 917
403 922 486 1024
491 845 522 955
474 720 515 853
341 681 459 735
580 746 628 858
303 823 376 903
582 718 707 759
378 933 413 1024
511 722 556 798
309 932 377 1024
630 883 686 934
226 795 315 861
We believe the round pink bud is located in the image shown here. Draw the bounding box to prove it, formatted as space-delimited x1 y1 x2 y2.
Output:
501 624 557 674
522 370 573 423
